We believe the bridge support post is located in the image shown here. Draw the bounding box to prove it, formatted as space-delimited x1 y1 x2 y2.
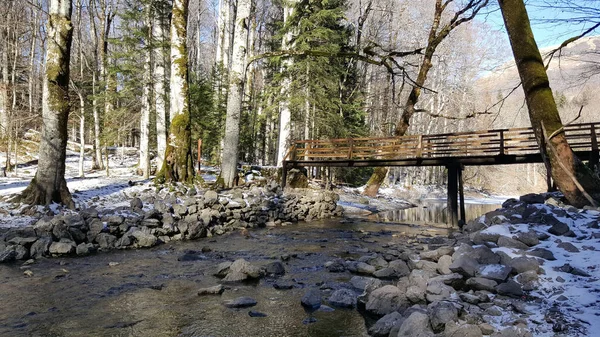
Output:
281 161 288 189
458 165 466 226
447 165 459 228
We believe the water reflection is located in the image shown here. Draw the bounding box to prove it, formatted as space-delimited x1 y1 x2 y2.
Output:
373 200 501 226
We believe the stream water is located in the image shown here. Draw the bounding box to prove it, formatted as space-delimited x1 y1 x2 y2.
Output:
0 201 500 337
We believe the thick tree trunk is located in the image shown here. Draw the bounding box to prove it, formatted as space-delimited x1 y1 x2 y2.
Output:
220 0 252 188
20 0 74 207
156 0 194 184
153 8 169 171
498 0 600 207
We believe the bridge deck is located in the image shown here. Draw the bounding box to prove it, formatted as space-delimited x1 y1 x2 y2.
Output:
284 122 599 168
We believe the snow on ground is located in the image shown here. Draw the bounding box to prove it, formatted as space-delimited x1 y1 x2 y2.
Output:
480 204 600 336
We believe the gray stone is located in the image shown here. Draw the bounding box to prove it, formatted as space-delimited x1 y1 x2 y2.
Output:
130 197 143 210
328 288 356 308
428 301 458 333
425 280 453 303
13 245 29 260
366 285 406 316
449 256 480 278
509 256 539 274
8 237 37 246
473 246 501 265
497 236 529 250
0 247 16 263
214 261 233 277
444 322 483 337
526 248 556 261
368 311 404 337
356 262 376 275
406 285 426 303
265 261 285 276
325 258 346 272
491 326 533 337
197 285 225 296
223 296 257 308
519 193 545 204
350 276 382 291
222 259 264 282
76 243 96 256
396 311 433 337
477 264 512 282
30 236 52 259
495 280 523 298
388 259 410 277
96 233 117 249
557 242 579 253
301 288 322 310
548 222 570 236
435 255 452 275
131 230 158 248
460 292 481 304
466 277 498 292
484 306 503 316
514 231 539 247
203 190 219 205
49 241 76 255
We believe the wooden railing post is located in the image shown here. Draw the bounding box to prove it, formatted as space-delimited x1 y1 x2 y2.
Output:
417 135 423 158
348 138 354 159
499 130 505 155
591 123 599 170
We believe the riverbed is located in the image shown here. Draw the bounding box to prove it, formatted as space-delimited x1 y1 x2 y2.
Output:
0 216 455 337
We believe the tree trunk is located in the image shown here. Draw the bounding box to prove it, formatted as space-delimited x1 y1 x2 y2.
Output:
20 0 74 207
139 2 153 179
0 25 8 139
276 0 298 167
220 0 252 188
153 6 169 171
498 0 600 207
156 0 194 184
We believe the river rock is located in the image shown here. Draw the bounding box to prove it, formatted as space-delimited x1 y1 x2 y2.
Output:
328 288 356 308
203 191 219 206
223 296 257 308
265 261 286 276
0 247 16 263
466 277 497 292
520 193 545 204
437 255 453 275
495 280 523 298
198 285 225 296
444 322 483 337
49 241 76 255
131 230 158 248
76 243 97 256
473 246 501 265
301 288 322 310
548 222 570 236
222 259 264 282
365 285 406 316
526 248 556 261
130 197 143 210
449 256 479 278
477 264 512 282
426 280 453 302
497 236 529 250
557 242 579 253
509 256 540 274
428 301 458 333
514 231 539 246
96 233 117 249
350 276 382 291
491 326 533 337
356 262 376 275
396 311 434 337
369 311 404 337
30 236 52 259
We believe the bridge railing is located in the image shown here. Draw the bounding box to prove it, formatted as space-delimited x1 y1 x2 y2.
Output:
286 122 600 162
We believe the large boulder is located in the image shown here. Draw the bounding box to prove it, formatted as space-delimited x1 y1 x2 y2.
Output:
395 311 434 337
328 288 356 308
428 301 458 333
49 241 76 255
366 285 407 316
222 259 264 282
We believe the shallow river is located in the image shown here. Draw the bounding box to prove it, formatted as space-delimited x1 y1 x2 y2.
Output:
0 204 498 337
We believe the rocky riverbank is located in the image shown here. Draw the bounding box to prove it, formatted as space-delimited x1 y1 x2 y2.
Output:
0 182 342 262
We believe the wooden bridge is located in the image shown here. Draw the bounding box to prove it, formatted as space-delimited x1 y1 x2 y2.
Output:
282 122 600 227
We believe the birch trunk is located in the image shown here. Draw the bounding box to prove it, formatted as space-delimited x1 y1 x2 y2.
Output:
0 26 8 139
276 0 298 167
20 0 74 207
156 0 194 183
139 2 153 179
498 0 600 206
153 7 169 170
221 0 252 188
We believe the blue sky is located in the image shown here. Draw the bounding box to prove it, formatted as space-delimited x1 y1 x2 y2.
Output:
482 2 600 48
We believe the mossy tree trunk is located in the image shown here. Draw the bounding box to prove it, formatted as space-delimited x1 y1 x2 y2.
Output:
20 0 74 207
221 0 252 188
362 0 488 197
156 0 193 184
498 0 600 207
